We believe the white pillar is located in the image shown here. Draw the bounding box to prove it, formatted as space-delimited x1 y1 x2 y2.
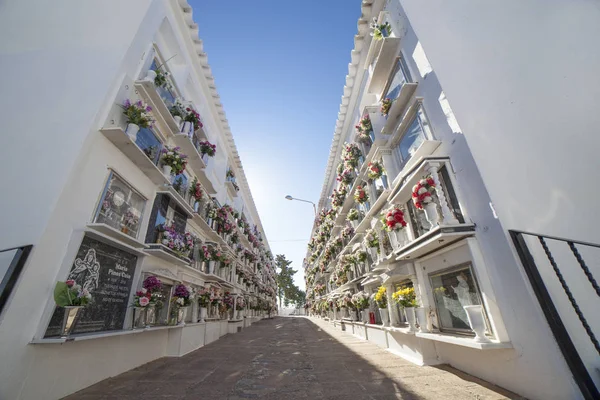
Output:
413 261 433 332
380 148 399 181
427 162 459 225
385 283 399 326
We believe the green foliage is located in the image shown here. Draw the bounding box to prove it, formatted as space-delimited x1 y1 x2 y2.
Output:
275 254 304 308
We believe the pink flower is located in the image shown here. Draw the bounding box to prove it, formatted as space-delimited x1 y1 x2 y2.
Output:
139 297 150 307
66 280 75 287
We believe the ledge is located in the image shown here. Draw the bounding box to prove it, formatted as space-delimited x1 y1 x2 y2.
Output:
415 332 512 350
385 325 416 335
171 133 207 174
367 37 402 96
381 83 418 135
228 319 243 323
87 223 147 249
84 227 148 257
225 181 239 198
99 127 170 186
394 224 476 261
134 80 179 139
144 244 191 266
157 186 194 217
30 324 184 344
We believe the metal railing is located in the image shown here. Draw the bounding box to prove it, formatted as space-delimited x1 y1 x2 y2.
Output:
510 230 600 399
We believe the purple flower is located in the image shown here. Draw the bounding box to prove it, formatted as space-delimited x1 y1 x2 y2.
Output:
146 106 152 112
136 100 143 107
124 99 131 108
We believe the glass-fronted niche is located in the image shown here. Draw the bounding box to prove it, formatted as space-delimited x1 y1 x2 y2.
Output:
404 164 464 237
383 57 412 100
135 128 163 166
94 172 146 239
150 59 177 107
44 235 138 337
429 262 491 335
145 194 189 244
393 105 433 169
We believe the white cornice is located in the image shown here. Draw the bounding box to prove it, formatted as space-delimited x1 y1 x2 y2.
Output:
317 0 383 211
173 0 270 251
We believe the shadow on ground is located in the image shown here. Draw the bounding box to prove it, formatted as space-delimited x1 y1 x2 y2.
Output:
63 317 522 400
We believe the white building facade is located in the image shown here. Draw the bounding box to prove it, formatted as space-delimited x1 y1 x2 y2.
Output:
305 1 600 399
0 1 277 399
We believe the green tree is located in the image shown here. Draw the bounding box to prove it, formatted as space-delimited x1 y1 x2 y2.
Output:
275 254 303 309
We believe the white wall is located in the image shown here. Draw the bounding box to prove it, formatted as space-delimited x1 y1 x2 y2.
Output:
0 0 153 250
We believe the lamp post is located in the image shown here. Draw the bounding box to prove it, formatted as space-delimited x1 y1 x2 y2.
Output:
285 195 317 216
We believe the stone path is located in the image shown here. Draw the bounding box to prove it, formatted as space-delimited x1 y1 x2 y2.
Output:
64 317 521 399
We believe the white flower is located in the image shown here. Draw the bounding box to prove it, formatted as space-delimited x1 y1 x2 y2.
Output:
419 179 427 185
412 185 418 192
72 284 81 291
418 187 427 195
141 288 147 294
175 155 180 158
167 151 174 155
177 297 184 305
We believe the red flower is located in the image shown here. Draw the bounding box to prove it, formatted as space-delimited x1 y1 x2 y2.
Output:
415 202 422 209
412 192 418 198
427 178 435 186
66 279 75 287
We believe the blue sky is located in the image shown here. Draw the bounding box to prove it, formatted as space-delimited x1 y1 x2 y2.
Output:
192 0 361 291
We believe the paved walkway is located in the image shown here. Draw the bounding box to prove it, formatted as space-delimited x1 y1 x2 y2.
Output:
64 317 520 400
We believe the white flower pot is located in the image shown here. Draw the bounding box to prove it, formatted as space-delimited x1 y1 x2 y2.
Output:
162 164 172 177
340 306 348 319
199 306 207 323
361 310 370 323
350 220 360 229
368 247 378 263
182 121 193 135
415 307 430 332
423 202 439 228
379 308 389 326
126 123 140 141
350 309 358 321
404 307 416 332
387 230 399 250
464 305 491 343
208 260 216 274
145 70 157 82
173 115 182 127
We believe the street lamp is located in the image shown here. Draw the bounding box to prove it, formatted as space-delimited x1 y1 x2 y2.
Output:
285 195 317 216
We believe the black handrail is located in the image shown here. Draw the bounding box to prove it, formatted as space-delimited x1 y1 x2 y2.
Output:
510 230 599 399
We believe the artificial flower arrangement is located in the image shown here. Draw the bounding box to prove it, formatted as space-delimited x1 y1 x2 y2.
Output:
330 185 348 208
347 208 361 222
314 283 326 296
367 160 385 180
342 292 354 309
353 249 368 264
209 246 224 262
161 225 194 257
122 210 139 229
352 291 370 310
132 288 152 307
169 99 186 120
199 140 217 157
197 287 211 307
160 146 188 175
374 286 388 309
357 114 373 133
235 296 245 310
337 168 355 186
121 99 154 128
223 293 235 310
392 287 418 308
184 107 203 129
188 177 203 202
370 18 392 40
341 225 355 240
381 206 408 231
381 98 393 116
54 279 92 307
226 169 235 180
153 66 171 88
364 228 380 249
341 143 363 169
412 175 436 209
353 185 369 204
172 284 193 307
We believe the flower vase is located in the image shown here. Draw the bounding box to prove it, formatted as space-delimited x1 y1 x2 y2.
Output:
404 307 416 332
341 306 348 319
415 307 429 332
126 123 140 142
368 247 378 263
199 306 207 323
423 202 439 228
181 121 192 135
60 306 84 337
177 306 188 325
145 69 157 82
464 305 491 343
173 115 182 128
379 308 390 326
133 307 147 329
350 309 358 321
208 260 215 274
146 305 156 326
361 310 370 323
387 230 399 250
162 164 172 178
